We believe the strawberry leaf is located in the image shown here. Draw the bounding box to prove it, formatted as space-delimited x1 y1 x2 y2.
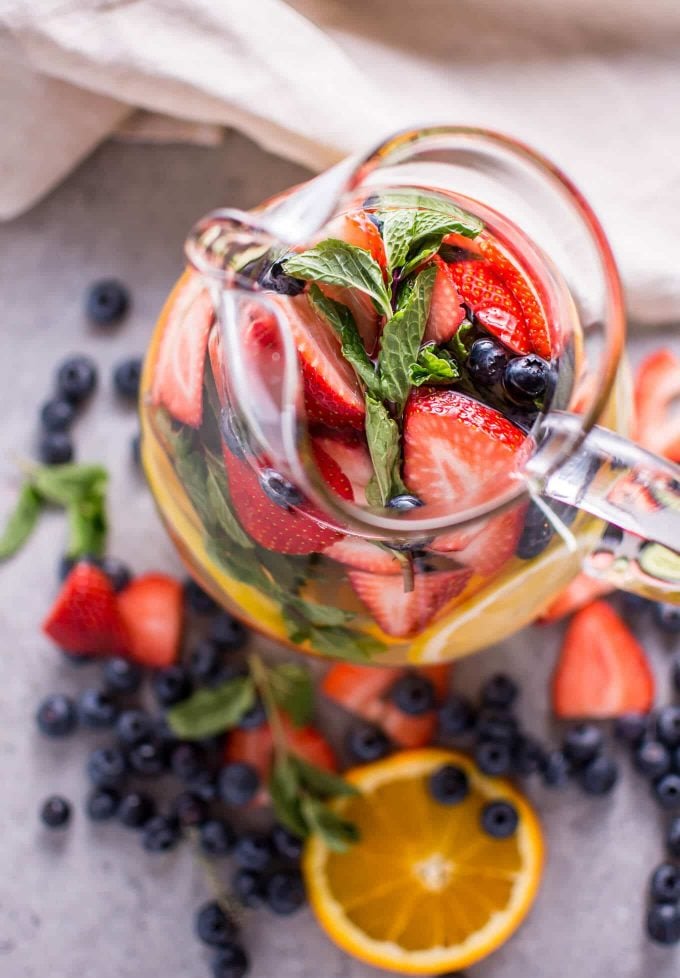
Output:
167 675 256 739
284 240 392 319
379 265 437 411
307 285 380 394
0 483 43 560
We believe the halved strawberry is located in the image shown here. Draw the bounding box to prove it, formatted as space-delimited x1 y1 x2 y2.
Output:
539 573 614 624
325 211 386 268
116 573 183 668
432 504 527 578
403 388 528 516
449 260 528 354
322 663 405 718
380 706 437 748
634 348 680 462
43 562 130 657
224 716 337 787
323 537 402 575
312 432 373 505
151 273 214 427
424 256 465 344
348 568 471 638
283 716 338 771
552 600 655 718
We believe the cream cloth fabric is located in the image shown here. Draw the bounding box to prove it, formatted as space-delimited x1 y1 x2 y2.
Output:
1 0 679 324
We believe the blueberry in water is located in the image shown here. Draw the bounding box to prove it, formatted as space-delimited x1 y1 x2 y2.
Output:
184 577 219 615
200 818 236 857
428 764 469 805
650 863 680 903
40 795 71 829
238 698 267 730
667 816 680 858
195 901 238 948
390 672 435 715
233 833 275 872
634 739 672 779
97 556 132 593
142 815 181 853
171 791 209 828
271 824 304 862
113 357 142 400
210 614 248 653
540 749 572 788
152 666 192 707
673 654 680 696
266 870 306 915
512 735 545 776
36 693 77 737
232 868 265 908
438 695 475 738
40 398 75 432
563 723 603 765
78 688 119 729
87 746 127 788
475 740 512 777
578 754 618 795
218 762 260 807
647 902 680 945
56 355 98 404
128 738 167 778
653 773 680 811
118 791 156 829
212 943 250 978
656 706 680 748
504 354 551 402
515 501 554 560
170 742 206 781
480 800 519 839
346 723 391 763
476 709 518 744
654 602 680 634
386 494 424 512
613 712 649 746
259 468 304 509
102 656 142 694
468 338 507 387
39 431 74 465
86 279 129 325
481 673 519 710
86 786 120 821
258 256 306 296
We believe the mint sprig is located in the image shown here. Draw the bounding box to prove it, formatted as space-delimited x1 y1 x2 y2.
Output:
167 675 256 739
365 395 402 506
409 346 460 387
382 209 482 276
307 285 380 395
283 239 392 319
378 264 437 411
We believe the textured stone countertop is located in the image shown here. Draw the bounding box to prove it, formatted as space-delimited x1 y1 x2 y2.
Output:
0 132 677 978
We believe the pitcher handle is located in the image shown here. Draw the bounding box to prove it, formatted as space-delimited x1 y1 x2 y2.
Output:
529 412 680 597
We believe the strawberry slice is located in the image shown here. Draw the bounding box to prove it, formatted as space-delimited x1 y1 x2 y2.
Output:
449 260 528 353
312 432 373 505
224 724 273 784
380 706 437 748
552 600 655 718
43 562 130 657
151 273 213 427
116 573 183 668
424 256 465 344
403 388 528 516
325 211 386 268
322 663 405 719
634 348 680 462
323 537 402 575
539 573 614 624
432 504 526 578
479 238 551 359
348 568 471 638
283 716 338 771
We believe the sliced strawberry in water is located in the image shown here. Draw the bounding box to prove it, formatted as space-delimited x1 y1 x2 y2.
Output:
403 388 529 517
348 568 471 638
479 239 551 359
326 211 386 268
634 348 680 462
151 274 213 427
424 256 465 344
449 260 529 355
432 504 527 578
208 324 227 405
312 432 373 505
317 283 382 356
43 562 130 657
116 573 183 668
539 573 614 624
323 536 402 575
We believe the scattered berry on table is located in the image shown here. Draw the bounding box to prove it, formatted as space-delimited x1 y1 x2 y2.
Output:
86 279 129 325
40 398 75 432
480 800 519 839
233 833 275 872
195 901 238 948
171 791 209 828
503 354 551 401
476 710 518 744
512 736 545 776
113 357 142 400
613 712 649 746
36 693 77 737
428 764 470 805
481 673 519 710
188 640 224 685
56 355 98 404
563 723 603 766
128 738 167 778
102 656 143 694
209 614 248 653
61 648 95 667
653 773 680 811
271 824 303 862
97 556 132 593
184 578 219 616
39 431 74 465
218 762 260 807
654 602 680 634
385 494 424 512
142 815 181 853
212 942 250 978
116 709 154 746
186 770 218 803
650 863 680 904
78 688 119 729
656 706 680 748
265 869 306 915
238 698 267 730
390 672 436 716
152 666 193 707
200 818 236 858
634 739 672 780
673 654 680 696
345 723 391 763
475 741 513 777
232 868 265 908
40 795 72 829
578 754 619 796
647 902 680 945
87 745 128 788
86 786 120 821
170 742 206 781
131 432 141 467
118 791 156 829
667 816 680 859
468 337 508 387
540 749 572 789
437 694 476 738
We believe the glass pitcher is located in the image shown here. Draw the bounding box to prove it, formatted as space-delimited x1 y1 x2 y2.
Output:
140 127 680 666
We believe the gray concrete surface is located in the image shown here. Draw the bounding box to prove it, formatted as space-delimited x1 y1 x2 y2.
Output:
0 132 677 978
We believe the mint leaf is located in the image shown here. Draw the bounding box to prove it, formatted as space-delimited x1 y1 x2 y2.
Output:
307 285 380 394
167 675 256 739
374 191 484 232
379 265 437 411
448 318 475 362
0 483 43 560
206 538 277 596
205 454 254 549
300 796 359 853
364 395 401 506
285 593 355 628
269 757 307 836
65 490 107 558
382 209 483 276
269 663 314 728
409 346 460 387
284 240 391 319
291 756 359 799
307 624 383 662
31 463 108 507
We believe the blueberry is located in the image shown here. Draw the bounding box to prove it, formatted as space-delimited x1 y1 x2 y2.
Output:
116 709 154 746
170 742 206 781
647 902 680 945
78 688 119 728
212 943 250 978
619 591 653 616
233 833 275 872
656 707 680 748
218 762 260 807
258 257 306 296
475 741 513 777
481 673 519 710
112 358 142 400
39 431 74 465
468 338 508 387
128 738 167 778
232 868 265 908
563 723 603 765
86 279 129 325
171 791 209 828
118 791 156 829
58 554 78 582
653 773 680 811
634 739 672 779
152 666 193 707
345 723 391 763
40 398 75 432
386 494 424 512
515 514 553 559
673 654 680 696
87 746 127 788
667 816 680 858
200 818 236 857
390 672 436 716
512 736 545 776
142 815 181 853
429 764 469 805
504 355 551 401
102 656 143 694
476 710 518 744
184 578 219 615
480 800 519 839
131 432 141 467
614 712 649 746
60 649 95 667
578 754 618 795
40 795 71 829
195 901 238 948
271 824 304 862
654 603 680 634
36 694 77 737
219 408 252 461
258 468 304 509
85 786 120 821
651 863 680 903
188 640 223 685
238 698 267 730
97 556 132 593
210 614 248 653
265 870 306 915
186 770 218 803
438 695 476 738
540 749 572 788
56 355 98 404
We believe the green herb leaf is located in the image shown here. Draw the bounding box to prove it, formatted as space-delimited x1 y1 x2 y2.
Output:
205 455 254 549
269 757 307 836
285 593 355 628
409 346 460 386
0 483 43 560
300 796 360 853
379 265 437 411
448 318 475 362
291 756 359 799
167 675 256 739
374 191 484 233
307 285 380 394
364 395 401 506
382 209 482 277
269 663 315 728
306 625 384 662
284 240 392 319
65 491 107 558
30 463 108 507
205 538 278 596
